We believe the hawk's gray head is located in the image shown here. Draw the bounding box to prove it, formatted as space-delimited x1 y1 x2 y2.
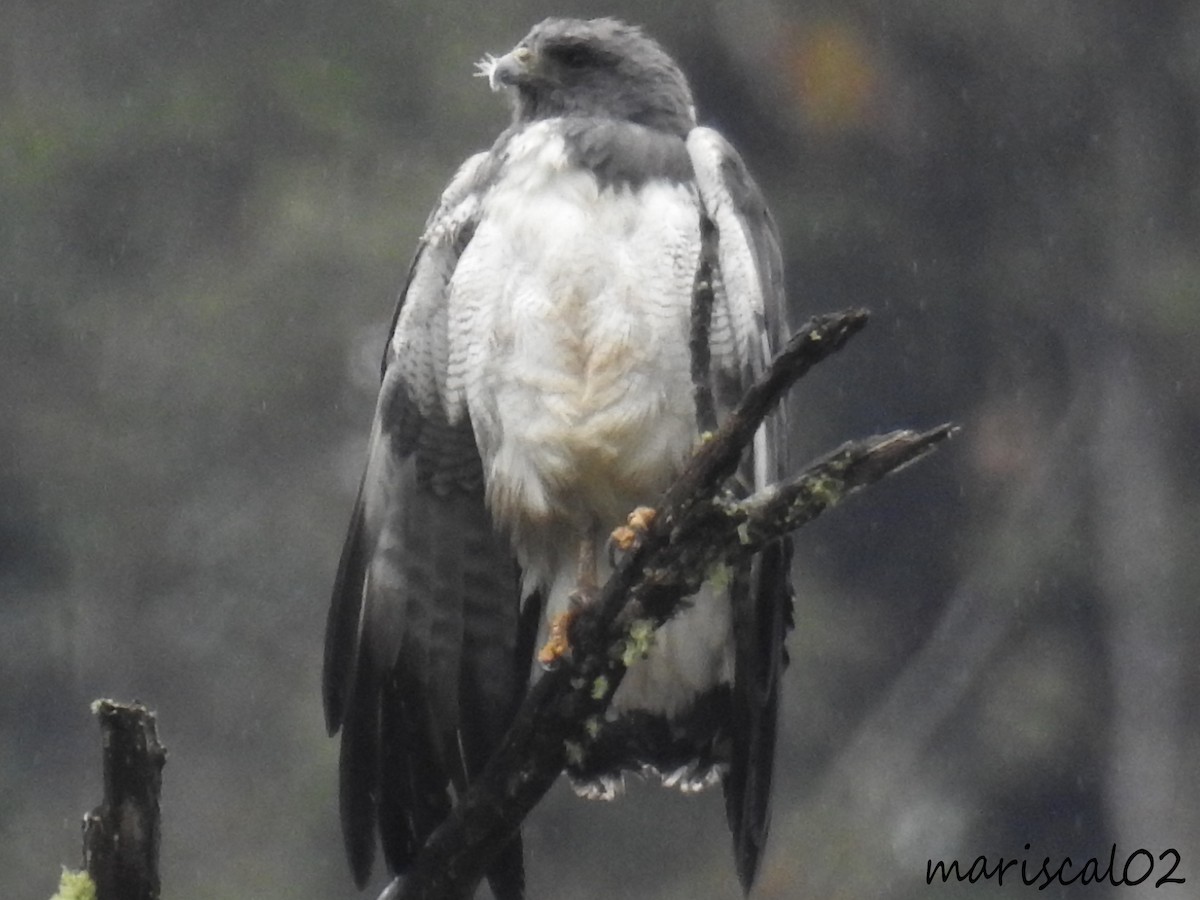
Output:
478 17 697 136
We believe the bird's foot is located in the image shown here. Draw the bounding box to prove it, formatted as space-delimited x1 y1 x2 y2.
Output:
609 506 657 556
538 578 603 669
539 607 579 669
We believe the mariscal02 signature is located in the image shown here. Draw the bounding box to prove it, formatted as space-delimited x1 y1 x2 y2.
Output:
926 844 1186 889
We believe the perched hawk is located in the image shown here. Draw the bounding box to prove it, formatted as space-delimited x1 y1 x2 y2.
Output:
323 17 793 898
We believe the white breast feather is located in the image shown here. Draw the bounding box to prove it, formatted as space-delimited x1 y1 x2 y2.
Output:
442 121 734 716
447 122 701 531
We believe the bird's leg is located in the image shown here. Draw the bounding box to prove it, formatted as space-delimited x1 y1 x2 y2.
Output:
572 530 600 600
538 524 602 668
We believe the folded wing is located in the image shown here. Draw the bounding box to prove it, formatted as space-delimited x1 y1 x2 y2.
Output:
322 148 529 900
688 126 795 893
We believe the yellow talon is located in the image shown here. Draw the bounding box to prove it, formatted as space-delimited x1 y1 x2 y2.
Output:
629 505 656 531
538 610 575 667
610 525 637 552
611 506 657 552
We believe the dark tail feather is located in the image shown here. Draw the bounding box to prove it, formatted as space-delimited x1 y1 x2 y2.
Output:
726 538 793 893
339 671 381 889
324 485 370 734
486 835 526 900
378 673 452 878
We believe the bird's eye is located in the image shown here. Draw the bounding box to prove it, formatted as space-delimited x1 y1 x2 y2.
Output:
551 43 592 69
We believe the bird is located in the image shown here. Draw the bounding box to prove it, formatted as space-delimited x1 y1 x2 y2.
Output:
323 17 794 898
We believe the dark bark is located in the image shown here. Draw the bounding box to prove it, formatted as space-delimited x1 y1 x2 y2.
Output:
82 700 166 900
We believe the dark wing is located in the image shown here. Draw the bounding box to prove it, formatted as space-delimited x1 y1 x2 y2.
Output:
687 127 794 893
322 147 528 900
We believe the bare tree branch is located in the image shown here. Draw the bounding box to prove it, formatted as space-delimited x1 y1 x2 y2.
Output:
82 700 166 900
383 309 956 900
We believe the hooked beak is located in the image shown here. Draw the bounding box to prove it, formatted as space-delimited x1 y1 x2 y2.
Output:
475 47 533 92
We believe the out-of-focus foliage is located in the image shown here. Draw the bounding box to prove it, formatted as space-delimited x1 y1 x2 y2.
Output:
3 2 1198 899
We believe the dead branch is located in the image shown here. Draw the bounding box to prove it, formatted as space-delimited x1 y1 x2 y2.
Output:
382 309 955 900
82 700 166 900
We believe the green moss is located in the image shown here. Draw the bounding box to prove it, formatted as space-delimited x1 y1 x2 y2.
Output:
807 474 844 508
621 619 657 666
50 869 96 900
590 675 610 700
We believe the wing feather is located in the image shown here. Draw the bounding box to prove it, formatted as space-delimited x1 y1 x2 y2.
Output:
688 126 795 893
323 146 528 898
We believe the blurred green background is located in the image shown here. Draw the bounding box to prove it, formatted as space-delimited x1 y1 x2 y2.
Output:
4 1 1198 898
